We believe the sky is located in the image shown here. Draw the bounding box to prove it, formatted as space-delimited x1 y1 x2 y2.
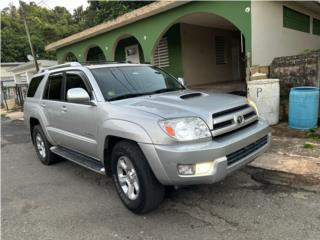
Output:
0 0 89 13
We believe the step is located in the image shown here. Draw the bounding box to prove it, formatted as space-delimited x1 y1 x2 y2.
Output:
50 146 105 175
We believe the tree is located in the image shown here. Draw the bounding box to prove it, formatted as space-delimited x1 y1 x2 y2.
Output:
79 1 152 28
1 1 152 62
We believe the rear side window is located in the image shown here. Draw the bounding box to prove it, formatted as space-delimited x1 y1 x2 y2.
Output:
27 76 44 97
43 73 64 100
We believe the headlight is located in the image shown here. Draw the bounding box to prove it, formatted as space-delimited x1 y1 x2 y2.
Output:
247 98 259 116
159 117 211 141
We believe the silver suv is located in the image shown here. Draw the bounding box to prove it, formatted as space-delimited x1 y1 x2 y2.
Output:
24 62 271 213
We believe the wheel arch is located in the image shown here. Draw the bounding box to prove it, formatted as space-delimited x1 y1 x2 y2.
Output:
29 117 41 144
98 119 153 174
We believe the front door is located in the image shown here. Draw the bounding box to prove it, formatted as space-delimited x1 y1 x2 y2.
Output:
41 72 66 145
55 71 98 158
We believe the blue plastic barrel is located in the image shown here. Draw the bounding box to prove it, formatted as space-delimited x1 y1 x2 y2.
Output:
289 87 319 130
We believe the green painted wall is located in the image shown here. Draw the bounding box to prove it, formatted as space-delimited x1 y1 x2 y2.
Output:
56 1 251 77
161 24 183 77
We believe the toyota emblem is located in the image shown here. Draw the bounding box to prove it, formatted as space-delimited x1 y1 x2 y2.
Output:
236 115 244 124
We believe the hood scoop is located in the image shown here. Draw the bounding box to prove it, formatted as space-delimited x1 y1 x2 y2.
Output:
180 92 202 99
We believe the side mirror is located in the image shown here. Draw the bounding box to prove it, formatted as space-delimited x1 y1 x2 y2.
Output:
178 77 185 86
67 88 91 104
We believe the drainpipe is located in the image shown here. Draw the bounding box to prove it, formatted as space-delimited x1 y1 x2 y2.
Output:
246 51 251 83
245 51 252 98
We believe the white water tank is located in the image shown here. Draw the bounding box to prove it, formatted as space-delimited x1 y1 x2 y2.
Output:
247 79 280 125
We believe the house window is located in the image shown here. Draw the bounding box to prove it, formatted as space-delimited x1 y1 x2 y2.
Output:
215 36 227 65
283 6 310 33
153 37 170 68
313 18 320 36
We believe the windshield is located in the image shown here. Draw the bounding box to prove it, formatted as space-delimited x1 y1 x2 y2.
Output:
90 66 184 101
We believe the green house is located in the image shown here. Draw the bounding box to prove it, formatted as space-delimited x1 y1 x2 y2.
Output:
46 1 320 92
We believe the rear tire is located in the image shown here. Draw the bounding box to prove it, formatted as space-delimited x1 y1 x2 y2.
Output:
111 140 165 214
32 125 59 165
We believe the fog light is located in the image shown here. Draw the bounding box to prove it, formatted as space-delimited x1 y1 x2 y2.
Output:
177 164 195 175
195 161 213 175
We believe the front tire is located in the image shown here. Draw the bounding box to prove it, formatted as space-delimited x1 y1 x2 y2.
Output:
111 140 165 214
32 125 59 165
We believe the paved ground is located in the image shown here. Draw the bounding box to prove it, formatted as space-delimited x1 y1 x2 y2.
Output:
2 119 320 240
248 123 320 192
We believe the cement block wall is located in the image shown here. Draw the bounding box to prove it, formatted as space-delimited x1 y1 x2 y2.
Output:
270 51 320 120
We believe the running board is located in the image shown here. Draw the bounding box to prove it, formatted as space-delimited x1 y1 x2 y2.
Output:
50 146 105 175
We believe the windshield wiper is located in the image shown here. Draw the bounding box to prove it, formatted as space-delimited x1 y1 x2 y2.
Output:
108 88 180 101
108 93 147 101
150 88 180 94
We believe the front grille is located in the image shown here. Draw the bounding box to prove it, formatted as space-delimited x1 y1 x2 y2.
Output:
244 111 256 119
214 120 258 139
226 135 268 166
212 104 249 118
211 104 258 137
213 120 233 130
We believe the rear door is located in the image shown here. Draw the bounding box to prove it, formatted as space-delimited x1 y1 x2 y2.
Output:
41 72 65 144
54 71 98 158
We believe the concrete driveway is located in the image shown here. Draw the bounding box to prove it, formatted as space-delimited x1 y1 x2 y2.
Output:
2 118 320 240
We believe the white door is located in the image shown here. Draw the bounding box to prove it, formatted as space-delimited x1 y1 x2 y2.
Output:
125 45 140 64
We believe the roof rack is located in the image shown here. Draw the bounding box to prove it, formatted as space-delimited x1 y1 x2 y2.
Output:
39 62 82 73
38 60 140 73
79 60 132 65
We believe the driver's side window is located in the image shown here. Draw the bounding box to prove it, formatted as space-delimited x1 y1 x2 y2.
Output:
65 72 91 101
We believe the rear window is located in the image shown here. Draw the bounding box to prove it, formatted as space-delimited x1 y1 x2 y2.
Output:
27 76 44 97
43 73 64 101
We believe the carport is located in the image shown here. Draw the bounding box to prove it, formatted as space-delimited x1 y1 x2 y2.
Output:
151 13 247 93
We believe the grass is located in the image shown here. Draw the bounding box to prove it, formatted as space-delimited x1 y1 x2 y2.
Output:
306 128 320 142
1 113 7 119
303 143 314 149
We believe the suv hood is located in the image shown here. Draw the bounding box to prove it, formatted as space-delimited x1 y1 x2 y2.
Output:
111 90 248 126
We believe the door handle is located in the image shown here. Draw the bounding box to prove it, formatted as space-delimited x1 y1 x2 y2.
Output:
40 103 46 108
61 106 67 112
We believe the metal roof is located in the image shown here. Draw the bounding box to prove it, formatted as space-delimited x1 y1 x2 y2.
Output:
9 60 57 73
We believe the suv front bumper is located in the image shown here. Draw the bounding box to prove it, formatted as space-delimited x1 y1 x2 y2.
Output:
139 120 271 186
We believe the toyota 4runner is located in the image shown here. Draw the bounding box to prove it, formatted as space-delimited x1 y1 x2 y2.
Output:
24 62 271 213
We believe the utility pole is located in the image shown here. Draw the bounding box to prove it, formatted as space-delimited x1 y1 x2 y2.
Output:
19 1 39 72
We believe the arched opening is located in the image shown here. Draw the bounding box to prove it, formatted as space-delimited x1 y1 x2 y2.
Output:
64 52 78 62
85 45 106 63
152 12 247 95
114 35 144 63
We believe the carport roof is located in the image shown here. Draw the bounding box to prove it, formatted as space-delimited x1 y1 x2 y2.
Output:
9 60 57 73
45 1 189 51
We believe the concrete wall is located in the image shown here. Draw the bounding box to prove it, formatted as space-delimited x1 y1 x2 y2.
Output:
270 51 320 97
180 23 241 87
251 1 320 66
1 66 14 78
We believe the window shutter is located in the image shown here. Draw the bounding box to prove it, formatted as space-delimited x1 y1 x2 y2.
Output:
153 37 170 68
313 18 320 36
283 6 310 33
215 36 227 65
